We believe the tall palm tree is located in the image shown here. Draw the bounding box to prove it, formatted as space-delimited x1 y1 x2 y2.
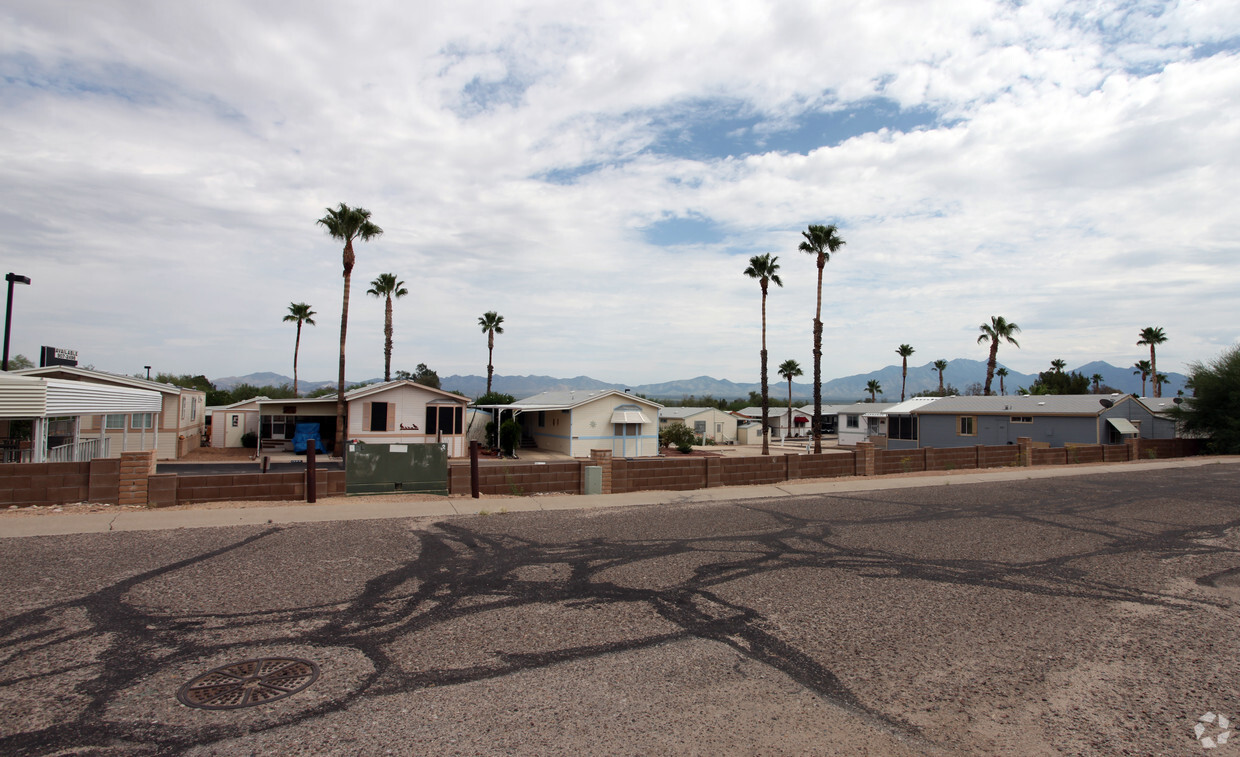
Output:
1137 326 1167 397
778 359 803 440
366 273 407 382
865 379 882 402
744 253 783 455
1051 359 1067 373
1133 359 1152 396
933 359 948 394
977 316 1021 395
798 223 845 453
317 203 383 456
896 344 915 401
478 311 505 395
282 302 316 396
1091 373 1104 393
996 367 1009 396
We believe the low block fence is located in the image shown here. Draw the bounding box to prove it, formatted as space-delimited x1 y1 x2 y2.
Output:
0 437 1208 509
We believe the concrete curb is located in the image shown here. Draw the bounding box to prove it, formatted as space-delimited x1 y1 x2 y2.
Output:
2 456 1236 539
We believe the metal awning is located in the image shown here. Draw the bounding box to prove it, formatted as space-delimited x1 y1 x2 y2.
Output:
610 409 651 424
1107 417 1139 435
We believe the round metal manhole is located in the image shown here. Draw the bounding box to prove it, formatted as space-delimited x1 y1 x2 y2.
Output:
177 657 320 710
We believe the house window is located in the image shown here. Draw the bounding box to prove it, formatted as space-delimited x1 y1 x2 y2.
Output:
694 421 706 433
1010 416 1033 423
370 402 389 432
191 398 197 421
889 415 918 441
716 423 722 433
846 414 860 429
132 413 154 430
181 398 187 419
538 411 546 428
958 416 976 436
425 405 462 435
105 414 126 430
231 416 239 427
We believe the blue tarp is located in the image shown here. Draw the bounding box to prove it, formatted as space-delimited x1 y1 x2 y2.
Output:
292 422 325 454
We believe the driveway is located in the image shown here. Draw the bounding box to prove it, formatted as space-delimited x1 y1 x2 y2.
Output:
2 465 1238 755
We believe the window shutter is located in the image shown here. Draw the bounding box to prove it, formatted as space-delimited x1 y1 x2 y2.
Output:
363 402 371 432
387 403 396 432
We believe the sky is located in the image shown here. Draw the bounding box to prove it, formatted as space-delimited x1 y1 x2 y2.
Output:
2 0 1238 388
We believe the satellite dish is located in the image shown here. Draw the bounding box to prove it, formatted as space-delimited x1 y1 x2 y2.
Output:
1099 398 1113 408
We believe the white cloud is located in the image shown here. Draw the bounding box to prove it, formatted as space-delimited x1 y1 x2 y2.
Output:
0 0 1236 391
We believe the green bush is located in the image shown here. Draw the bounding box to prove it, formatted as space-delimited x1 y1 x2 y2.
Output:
240 432 257 449
660 423 697 454
500 419 522 456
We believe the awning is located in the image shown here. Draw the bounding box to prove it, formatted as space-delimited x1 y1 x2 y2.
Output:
610 409 651 424
1107 417 1139 435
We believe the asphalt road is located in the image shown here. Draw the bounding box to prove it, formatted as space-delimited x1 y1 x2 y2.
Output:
2 465 1239 755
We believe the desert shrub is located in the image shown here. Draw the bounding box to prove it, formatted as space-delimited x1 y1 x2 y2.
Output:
660 423 697 454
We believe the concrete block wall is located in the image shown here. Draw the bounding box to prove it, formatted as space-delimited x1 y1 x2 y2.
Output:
119 451 156 507
718 456 787 487
799 453 856 479
1033 448 1068 466
0 461 91 507
979 446 1021 468
448 461 583 497
614 457 705 493
876 449 926 476
925 447 980 472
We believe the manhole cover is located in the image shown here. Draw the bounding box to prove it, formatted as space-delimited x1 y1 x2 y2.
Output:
177 657 319 710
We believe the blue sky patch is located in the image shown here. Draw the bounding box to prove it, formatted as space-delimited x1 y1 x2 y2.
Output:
641 214 727 246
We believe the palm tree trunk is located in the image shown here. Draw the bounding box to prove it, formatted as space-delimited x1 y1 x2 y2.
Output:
812 258 824 454
984 340 998 395
760 286 769 456
383 296 393 382
1150 346 1158 397
938 370 944 394
788 377 793 440
901 359 907 402
293 321 302 396
486 332 495 395
336 242 353 458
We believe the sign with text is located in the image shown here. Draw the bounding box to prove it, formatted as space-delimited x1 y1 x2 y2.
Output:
39 346 78 368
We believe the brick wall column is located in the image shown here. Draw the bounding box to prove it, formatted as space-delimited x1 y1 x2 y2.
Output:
590 450 613 494
1125 436 1141 461
855 442 875 477
87 458 121 505
119 450 155 507
785 454 800 482
1017 437 1033 467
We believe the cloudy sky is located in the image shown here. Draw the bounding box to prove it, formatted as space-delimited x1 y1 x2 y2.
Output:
2 1 1237 389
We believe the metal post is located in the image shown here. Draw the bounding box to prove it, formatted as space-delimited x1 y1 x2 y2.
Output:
306 444 317 503
470 440 480 499
3 273 31 371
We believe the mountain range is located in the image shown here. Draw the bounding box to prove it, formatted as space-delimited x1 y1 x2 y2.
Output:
212 359 1186 402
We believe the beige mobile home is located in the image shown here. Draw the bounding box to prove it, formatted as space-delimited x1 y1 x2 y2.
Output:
499 389 663 458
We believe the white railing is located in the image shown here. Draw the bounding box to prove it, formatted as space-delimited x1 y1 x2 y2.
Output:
46 437 111 463
1 447 32 464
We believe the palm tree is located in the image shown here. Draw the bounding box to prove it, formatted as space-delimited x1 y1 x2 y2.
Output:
996 366 1009 396
1137 326 1168 397
865 379 882 402
366 273 407 382
798 223 846 453
282 303 316 396
1051 359 1067 373
933 359 948 394
896 344 915 401
977 316 1021 395
778 359 803 440
478 311 505 395
317 203 383 456
1133 359 1152 396
744 254 783 455
1091 373 1104 393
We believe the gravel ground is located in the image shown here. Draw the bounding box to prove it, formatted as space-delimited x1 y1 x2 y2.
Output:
1 465 1239 755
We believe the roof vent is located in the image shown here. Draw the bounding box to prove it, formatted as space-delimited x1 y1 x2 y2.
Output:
1037 401 1046 406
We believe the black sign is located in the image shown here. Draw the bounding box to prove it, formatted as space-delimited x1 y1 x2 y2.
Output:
39 346 78 368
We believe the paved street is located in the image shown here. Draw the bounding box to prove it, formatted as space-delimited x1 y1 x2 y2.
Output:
2 464 1239 755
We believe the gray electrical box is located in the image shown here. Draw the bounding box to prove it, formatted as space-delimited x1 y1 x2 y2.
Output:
583 465 602 495
345 441 448 495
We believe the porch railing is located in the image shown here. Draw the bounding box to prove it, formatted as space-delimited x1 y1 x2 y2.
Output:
46 437 111 463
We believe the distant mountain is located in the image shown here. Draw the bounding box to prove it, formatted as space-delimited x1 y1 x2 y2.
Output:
211 360 1187 401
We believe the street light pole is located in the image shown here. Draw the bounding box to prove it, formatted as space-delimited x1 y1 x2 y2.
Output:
2 273 31 371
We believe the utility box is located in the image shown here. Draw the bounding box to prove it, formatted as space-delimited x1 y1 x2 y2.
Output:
346 441 448 495
583 465 602 495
